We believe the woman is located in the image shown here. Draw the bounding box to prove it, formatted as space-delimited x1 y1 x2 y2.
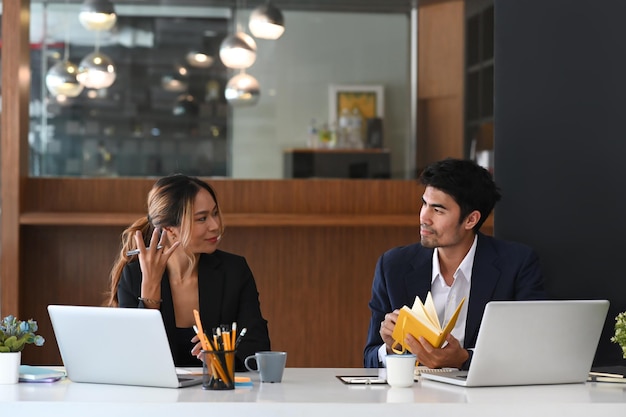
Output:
107 174 270 370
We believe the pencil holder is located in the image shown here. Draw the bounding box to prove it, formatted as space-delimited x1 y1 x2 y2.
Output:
202 349 236 390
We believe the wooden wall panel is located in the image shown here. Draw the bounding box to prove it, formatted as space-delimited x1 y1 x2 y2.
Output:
22 178 422 215
20 227 123 365
417 97 464 165
0 0 31 318
418 0 464 98
416 0 465 171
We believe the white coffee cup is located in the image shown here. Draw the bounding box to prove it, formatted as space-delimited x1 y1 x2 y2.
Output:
385 354 416 388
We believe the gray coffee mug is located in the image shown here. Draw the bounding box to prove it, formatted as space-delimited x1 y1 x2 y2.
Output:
244 351 287 383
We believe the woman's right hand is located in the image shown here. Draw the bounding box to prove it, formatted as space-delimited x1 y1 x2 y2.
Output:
135 228 180 298
191 335 204 362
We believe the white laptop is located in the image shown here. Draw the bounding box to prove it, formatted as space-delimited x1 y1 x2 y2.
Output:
48 305 203 388
420 300 609 387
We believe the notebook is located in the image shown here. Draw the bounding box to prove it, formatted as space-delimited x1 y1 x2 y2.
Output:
420 299 609 387
48 305 203 388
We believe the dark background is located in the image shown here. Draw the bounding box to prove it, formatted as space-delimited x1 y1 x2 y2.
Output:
494 0 626 365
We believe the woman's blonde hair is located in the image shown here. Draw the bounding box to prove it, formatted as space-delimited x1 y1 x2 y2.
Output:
105 174 224 306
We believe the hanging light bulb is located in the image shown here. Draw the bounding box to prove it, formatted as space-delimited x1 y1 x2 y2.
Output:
161 64 189 92
46 60 84 97
219 30 257 69
77 31 116 89
77 51 116 89
46 6 84 98
185 51 214 69
78 0 117 31
225 70 260 106
249 1 285 40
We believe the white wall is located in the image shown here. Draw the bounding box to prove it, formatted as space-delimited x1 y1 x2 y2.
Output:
231 11 410 179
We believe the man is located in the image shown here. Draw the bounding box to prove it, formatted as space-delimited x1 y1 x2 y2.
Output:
364 158 546 369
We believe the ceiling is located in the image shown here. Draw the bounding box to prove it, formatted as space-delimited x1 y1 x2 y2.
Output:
32 0 416 14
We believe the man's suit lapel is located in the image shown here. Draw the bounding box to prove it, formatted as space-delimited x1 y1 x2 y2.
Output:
465 234 500 347
198 253 225 327
404 246 433 307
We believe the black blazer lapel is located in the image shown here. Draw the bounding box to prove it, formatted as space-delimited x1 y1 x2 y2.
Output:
160 270 175 324
465 234 501 347
198 253 225 329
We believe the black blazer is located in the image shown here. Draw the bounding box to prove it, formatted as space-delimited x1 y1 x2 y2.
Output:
363 233 547 368
118 250 271 371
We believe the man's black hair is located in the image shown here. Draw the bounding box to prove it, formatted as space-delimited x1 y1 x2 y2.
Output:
419 158 501 231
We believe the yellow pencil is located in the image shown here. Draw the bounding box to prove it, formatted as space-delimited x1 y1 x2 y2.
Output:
192 309 209 351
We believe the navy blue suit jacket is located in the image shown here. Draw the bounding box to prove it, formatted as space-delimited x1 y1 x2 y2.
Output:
363 233 547 368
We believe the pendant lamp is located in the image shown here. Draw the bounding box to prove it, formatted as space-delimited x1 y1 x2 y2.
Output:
76 51 116 89
219 29 257 69
78 0 117 31
46 5 84 97
46 60 84 97
225 70 260 106
77 31 116 89
249 1 285 40
161 65 189 92
186 51 214 69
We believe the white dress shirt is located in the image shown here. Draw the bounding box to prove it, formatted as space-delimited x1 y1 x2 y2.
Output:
378 235 477 366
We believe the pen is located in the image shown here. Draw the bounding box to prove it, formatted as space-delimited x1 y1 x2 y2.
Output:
235 328 247 348
216 327 224 350
126 245 163 256
348 377 385 384
589 371 624 378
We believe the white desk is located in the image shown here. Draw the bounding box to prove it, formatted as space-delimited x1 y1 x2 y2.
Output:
3 368 626 416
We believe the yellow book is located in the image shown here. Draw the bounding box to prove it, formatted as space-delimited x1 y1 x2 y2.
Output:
391 292 465 354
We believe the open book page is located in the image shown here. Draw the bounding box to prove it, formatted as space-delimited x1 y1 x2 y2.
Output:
441 298 465 335
409 295 440 333
422 292 440 330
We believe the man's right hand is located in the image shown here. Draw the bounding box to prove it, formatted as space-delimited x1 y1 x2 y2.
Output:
379 310 400 353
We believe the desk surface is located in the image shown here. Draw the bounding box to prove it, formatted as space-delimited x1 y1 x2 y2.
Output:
3 368 626 416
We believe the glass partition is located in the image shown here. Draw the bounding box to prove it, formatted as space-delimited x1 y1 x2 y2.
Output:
28 2 411 179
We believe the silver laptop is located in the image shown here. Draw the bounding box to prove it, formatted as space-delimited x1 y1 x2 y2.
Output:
420 300 609 387
48 305 203 388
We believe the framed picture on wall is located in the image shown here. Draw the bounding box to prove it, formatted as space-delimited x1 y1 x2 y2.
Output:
328 84 384 125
